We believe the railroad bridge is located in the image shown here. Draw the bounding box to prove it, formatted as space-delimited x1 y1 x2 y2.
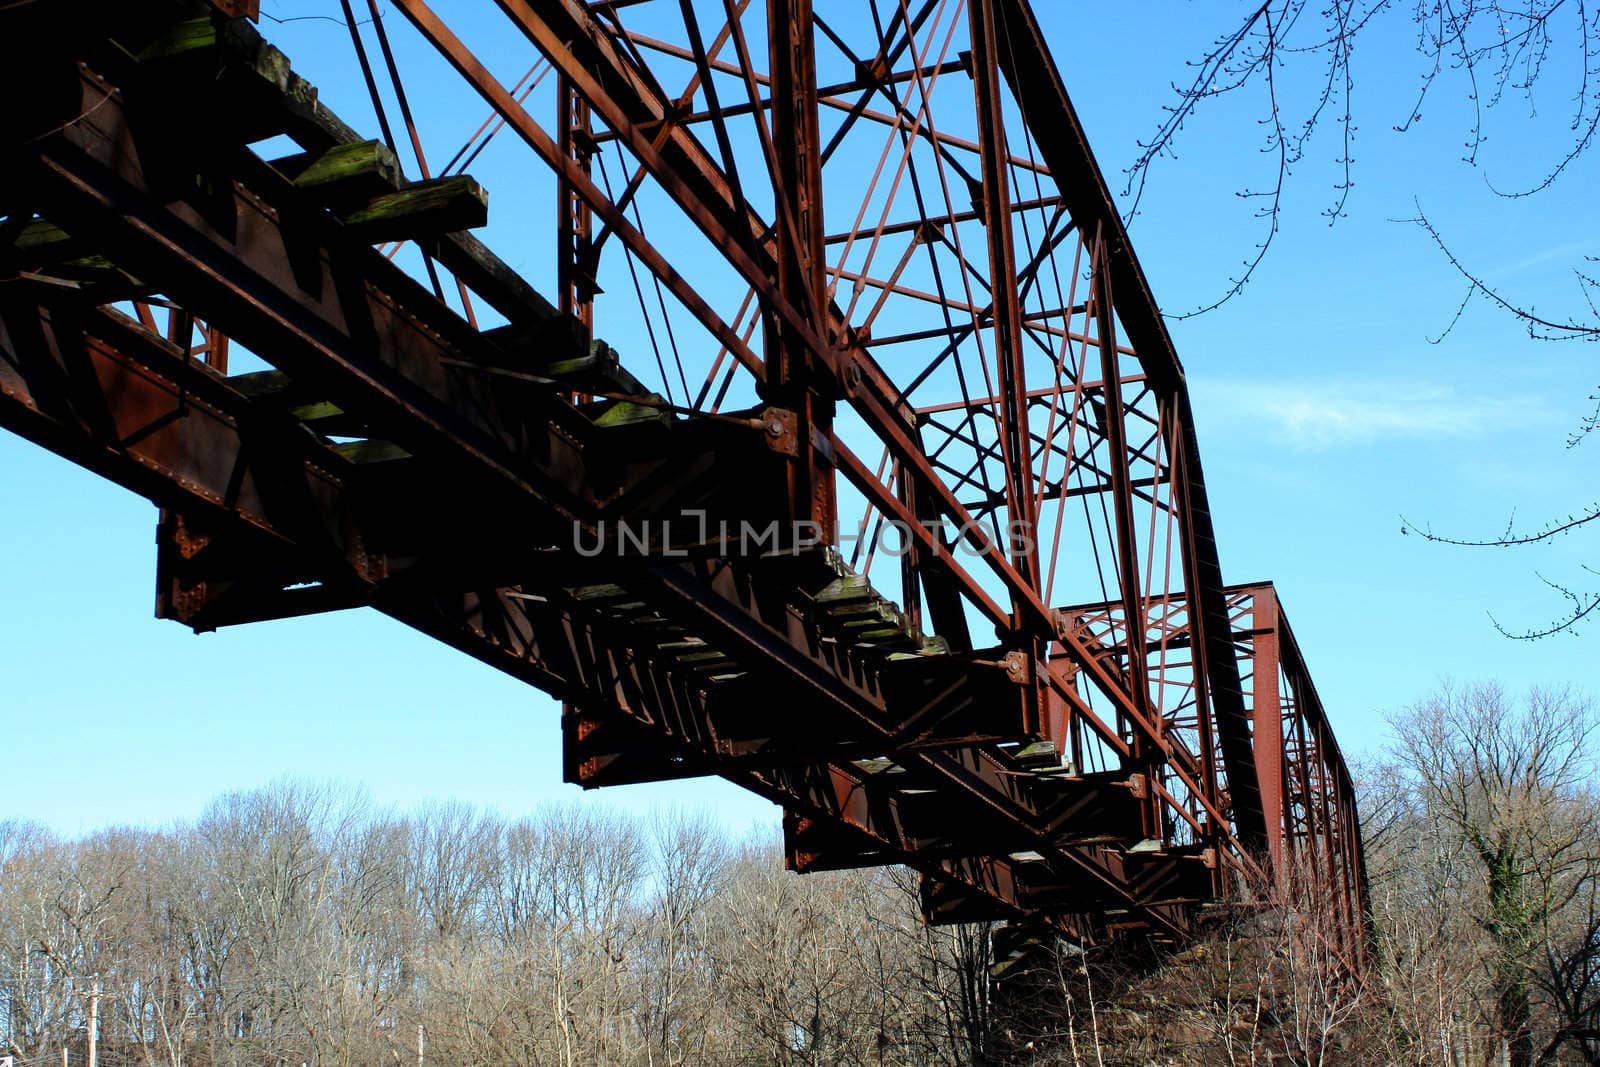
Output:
0 0 1367 961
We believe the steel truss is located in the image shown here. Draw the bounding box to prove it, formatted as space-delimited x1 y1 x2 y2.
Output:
0 0 1366 956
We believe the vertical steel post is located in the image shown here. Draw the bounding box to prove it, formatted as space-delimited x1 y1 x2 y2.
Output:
204 325 229 373
968 0 1038 593
1090 229 1159 834
557 75 594 347
767 0 835 536
1288 688 1317 890
970 0 1046 741
1251 588 1286 876
1305 701 1335 906
894 460 924 630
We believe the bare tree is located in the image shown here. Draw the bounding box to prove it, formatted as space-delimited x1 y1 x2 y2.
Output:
1537 880 1600 1063
636 811 726 1066
1390 682 1600 1066
1360 758 1489 1064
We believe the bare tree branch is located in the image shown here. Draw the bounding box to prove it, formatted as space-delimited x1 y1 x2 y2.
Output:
1129 1 1599 315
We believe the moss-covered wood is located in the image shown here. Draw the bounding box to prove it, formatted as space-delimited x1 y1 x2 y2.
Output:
225 369 294 399
227 372 356 434
338 176 488 241
287 400 367 438
14 220 77 258
135 14 286 86
591 396 669 429
276 141 401 207
9 220 143 295
331 439 410 464
136 17 217 63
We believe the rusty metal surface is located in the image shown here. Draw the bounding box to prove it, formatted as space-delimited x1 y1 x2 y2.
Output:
0 0 1368 956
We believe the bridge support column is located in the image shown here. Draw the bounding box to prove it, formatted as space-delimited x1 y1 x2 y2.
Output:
766 0 836 537
557 75 594 348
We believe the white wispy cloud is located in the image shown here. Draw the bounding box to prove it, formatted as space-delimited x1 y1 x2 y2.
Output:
1196 380 1541 449
1486 239 1596 281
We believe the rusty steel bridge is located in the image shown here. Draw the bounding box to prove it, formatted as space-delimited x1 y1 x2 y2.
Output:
0 0 1367 961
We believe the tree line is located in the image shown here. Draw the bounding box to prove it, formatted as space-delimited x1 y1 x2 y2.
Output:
0 785 994 1067
2 681 1597 1065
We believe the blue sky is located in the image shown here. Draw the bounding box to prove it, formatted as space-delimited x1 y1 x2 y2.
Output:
3 3 1594 835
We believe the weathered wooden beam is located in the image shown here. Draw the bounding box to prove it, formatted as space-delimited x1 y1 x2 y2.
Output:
13 219 83 258
135 16 221 63
339 175 488 241
6 218 145 296
134 12 288 85
330 439 411 464
278 140 402 208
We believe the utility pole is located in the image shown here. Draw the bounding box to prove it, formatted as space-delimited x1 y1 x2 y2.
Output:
87 979 99 1067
